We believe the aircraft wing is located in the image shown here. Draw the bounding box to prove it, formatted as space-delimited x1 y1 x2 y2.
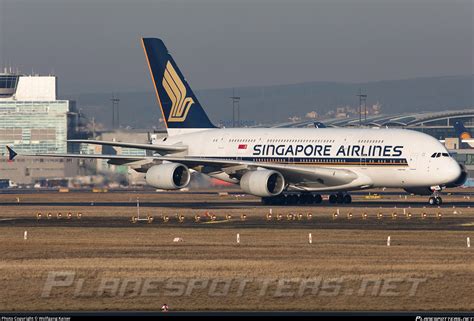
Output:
6 146 371 190
68 139 188 154
156 156 372 190
6 146 153 165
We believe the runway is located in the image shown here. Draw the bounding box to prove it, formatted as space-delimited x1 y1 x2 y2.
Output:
2 215 473 231
0 189 472 231
0 188 473 208
1 187 473 196
1 189 473 312
1 200 474 208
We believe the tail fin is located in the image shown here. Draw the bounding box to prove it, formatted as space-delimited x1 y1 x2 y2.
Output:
141 38 216 135
313 122 326 128
454 121 471 139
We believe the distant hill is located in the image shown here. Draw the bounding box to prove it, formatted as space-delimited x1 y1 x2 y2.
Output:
65 75 473 130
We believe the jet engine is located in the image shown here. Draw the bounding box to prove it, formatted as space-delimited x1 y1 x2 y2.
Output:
240 170 285 197
145 163 191 189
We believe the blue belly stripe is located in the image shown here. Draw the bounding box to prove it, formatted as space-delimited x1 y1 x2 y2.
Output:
189 156 409 166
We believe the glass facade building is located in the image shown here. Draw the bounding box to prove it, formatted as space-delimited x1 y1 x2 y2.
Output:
0 74 79 184
0 100 69 155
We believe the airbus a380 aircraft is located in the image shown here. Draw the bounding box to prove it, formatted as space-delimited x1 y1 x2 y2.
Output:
7 38 468 205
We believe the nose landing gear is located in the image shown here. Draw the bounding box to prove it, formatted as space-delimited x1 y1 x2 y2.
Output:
428 195 442 205
428 190 443 205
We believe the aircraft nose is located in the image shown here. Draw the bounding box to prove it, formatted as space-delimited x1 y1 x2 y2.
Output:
445 161 462 184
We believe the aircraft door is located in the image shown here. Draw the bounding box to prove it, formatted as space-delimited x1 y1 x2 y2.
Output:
218 134 230 155
409 153 418 170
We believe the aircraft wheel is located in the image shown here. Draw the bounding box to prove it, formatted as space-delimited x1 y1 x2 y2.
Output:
276 195 285 206
343 194 352 204
429 197 436 206
301 193 312 205
262 197 270 205
313 194 322 204
291 194 299 205
329 194 337 204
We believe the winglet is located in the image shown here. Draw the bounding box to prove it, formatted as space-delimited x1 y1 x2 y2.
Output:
6 146 17 161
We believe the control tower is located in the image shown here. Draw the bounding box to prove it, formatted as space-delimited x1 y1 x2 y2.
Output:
0 72 19 98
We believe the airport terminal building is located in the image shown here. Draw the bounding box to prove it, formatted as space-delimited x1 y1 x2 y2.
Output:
0 72 158 186
279 109 474 138
0 71 472 187
320 109 474 140
0 72 77 184
278 109 474 178
331 110 474 178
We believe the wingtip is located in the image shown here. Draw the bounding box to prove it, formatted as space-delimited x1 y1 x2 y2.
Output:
6 145 17 161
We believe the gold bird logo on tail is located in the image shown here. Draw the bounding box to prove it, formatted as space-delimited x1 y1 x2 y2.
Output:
162 61 194 122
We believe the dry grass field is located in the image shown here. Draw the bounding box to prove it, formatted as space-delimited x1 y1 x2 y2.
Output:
0 190 472 311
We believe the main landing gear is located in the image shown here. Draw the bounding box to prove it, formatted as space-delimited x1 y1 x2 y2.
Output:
328 192 352 204
261 192 352 205
262 193 322 205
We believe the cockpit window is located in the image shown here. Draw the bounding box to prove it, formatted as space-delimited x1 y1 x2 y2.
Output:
431 152 450 158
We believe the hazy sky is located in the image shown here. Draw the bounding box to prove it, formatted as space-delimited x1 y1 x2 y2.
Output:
0 0 472 95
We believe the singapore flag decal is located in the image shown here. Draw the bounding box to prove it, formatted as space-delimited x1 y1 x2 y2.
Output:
237 144 248 154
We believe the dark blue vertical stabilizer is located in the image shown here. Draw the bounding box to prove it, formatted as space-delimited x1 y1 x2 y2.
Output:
454 121 471 139
141 38 216 130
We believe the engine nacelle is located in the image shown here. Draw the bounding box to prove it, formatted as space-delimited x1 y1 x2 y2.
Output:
145 163 191 190
240 170 285 197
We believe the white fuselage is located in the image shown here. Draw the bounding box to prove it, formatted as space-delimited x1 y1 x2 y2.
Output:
162 127 462 191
